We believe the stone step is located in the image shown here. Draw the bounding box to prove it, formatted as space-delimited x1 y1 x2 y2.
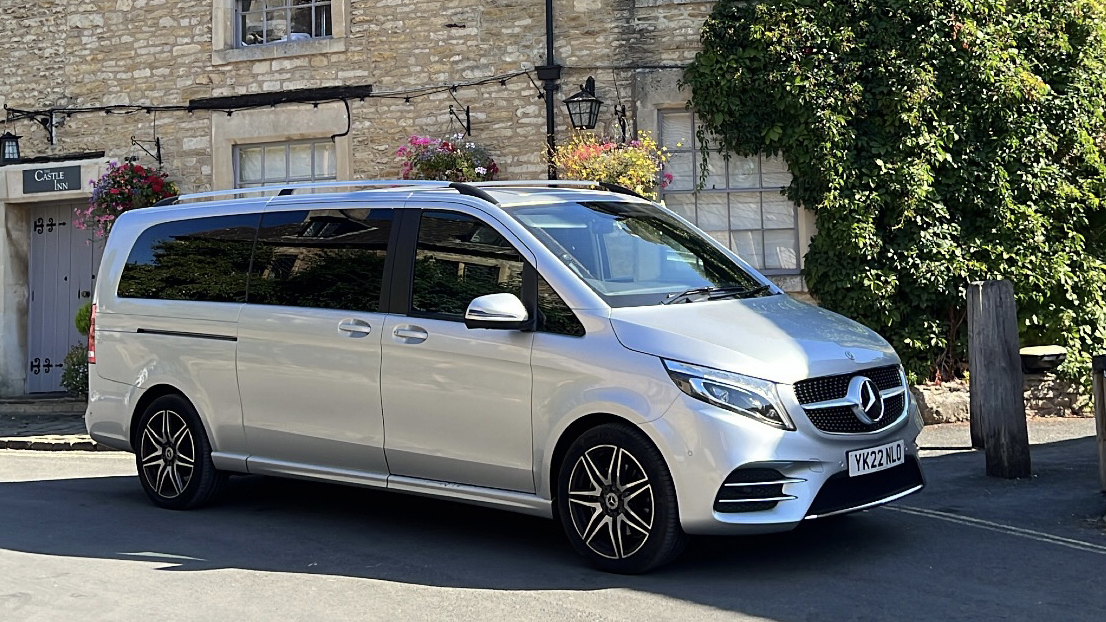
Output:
0 395 86 415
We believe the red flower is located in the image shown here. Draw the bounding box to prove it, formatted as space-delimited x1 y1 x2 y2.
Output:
109 188 120 195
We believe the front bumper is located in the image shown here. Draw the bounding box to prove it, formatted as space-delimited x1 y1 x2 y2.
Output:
641 389 925 535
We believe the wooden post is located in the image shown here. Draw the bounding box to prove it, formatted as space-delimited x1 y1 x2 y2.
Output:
1093 355 1106 492
966 280 1031 478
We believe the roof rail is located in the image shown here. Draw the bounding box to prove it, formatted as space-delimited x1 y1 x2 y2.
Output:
163 180 455 205
467 180 652 200
449 182 499 205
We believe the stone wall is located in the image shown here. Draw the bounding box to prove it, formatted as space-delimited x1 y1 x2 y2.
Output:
0 0 718 190
910 375 1091 425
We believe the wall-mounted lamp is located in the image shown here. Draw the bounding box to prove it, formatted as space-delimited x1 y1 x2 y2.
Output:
563 77 603 130
0 131 21 165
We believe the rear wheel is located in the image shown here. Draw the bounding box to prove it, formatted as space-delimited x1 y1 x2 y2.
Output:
135 394 226 510
556 423 687 573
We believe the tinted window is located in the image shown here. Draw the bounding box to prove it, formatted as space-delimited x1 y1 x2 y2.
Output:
247 208 393 312
538 276 585 336
118 214 260 302
411 211 524 318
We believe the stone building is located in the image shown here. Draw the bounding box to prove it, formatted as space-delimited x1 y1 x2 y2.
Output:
0 0 814 395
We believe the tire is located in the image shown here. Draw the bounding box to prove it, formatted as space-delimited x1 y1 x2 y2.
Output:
134 394 226 510
556 423 687 573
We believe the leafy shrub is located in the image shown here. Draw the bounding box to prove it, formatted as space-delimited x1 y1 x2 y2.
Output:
552 132 673 200
683 0 1106 384
61 345 88 397
75 301 92 336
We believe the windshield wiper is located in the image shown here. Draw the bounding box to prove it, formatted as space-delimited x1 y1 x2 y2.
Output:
662 284 772 305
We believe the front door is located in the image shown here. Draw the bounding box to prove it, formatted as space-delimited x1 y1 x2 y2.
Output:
236 206 396 478
27 201 104 393
380 208 536 493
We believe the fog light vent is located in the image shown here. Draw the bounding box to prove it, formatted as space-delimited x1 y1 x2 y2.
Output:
713 468 804 513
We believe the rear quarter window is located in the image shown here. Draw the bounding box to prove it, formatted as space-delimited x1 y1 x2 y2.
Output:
117 214 261 302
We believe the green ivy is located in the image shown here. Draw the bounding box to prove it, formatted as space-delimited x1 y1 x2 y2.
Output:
683 0 1106 386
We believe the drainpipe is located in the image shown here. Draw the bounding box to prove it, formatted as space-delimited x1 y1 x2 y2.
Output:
536 0 561 180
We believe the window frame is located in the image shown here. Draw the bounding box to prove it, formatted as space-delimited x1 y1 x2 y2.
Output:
657 110 802 276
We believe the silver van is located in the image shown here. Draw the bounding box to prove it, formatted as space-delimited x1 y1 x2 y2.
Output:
86 180 924 573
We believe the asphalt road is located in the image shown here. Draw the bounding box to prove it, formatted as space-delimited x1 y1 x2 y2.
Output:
1 423 1104 622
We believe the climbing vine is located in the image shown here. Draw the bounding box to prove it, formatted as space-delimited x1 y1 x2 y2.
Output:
683 0 1106 384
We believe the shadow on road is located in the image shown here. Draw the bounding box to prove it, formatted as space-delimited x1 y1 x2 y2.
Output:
1 435 1103 620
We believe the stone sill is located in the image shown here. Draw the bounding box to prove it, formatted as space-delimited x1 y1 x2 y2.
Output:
212 37 346 66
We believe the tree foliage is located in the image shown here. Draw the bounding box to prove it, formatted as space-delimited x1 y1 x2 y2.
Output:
683 0 1106 383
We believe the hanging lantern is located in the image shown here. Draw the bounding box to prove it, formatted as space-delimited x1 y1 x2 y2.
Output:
0 131 21 166
563 77 603 130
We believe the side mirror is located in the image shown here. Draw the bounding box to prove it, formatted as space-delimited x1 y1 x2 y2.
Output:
464 293 530 330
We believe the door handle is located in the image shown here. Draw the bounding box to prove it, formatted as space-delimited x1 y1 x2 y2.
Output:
338 319 373 336
393 326 429 343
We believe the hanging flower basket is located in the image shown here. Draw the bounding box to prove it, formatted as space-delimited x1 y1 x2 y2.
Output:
552 131 672 200
396 134 499 182
75 161 178 238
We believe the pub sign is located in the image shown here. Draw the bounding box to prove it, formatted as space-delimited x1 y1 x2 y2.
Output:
23 166 82 194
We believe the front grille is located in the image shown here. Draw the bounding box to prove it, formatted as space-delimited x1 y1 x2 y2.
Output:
806 456 924 517
793 365 902 404
713 468 802 513
794 365 907 434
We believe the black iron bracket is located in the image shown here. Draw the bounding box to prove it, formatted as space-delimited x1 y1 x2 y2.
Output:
130 136 162 165
448 104 471 137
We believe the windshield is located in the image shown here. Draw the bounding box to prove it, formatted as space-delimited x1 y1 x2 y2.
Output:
507 200 774 307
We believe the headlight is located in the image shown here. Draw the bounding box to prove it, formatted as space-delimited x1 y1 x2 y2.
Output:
663 360 794 430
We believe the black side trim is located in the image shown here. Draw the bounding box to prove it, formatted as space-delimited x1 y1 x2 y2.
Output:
597 182 648 201
136 328 237 342
151 196 179 207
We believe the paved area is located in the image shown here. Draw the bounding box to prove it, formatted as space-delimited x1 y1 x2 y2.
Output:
1 424 1104 621
0 413 106 451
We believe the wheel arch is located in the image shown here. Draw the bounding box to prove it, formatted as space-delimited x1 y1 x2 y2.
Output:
548 412 669 505
129 384 198 450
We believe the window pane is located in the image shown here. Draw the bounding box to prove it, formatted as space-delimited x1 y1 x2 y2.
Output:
663 153 693 191
538 276 585 336
762 155 792 187
695 192 728 231
248 209 393 312
731 230 764 270
264 9 289 41
659 112 693 150
730 191 761 230
762 192 795 229
263 146 286 180
314 142 336 177
241 11 264 45
729 155 759 189
313 2 331 37
239 147 263 182
663 193 695 222
702 151 727 190
288 143 313 178
118 214 261 302
764 229 798 270
290 5 313 38
411 212 524 318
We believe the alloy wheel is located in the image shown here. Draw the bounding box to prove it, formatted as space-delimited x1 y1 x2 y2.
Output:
566 444 655 559
138 409 196 499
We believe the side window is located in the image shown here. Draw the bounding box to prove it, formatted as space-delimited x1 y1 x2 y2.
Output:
248 208 393 312
538 276 585 336
117 214 260 302
411 211 524 318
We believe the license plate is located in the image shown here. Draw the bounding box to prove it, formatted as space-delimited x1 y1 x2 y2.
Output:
847 440 905 477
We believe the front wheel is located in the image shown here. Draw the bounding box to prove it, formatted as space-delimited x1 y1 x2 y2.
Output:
135 394 226 510
556 423 687 573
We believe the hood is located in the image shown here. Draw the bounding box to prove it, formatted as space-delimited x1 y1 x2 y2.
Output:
608 294 898 385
